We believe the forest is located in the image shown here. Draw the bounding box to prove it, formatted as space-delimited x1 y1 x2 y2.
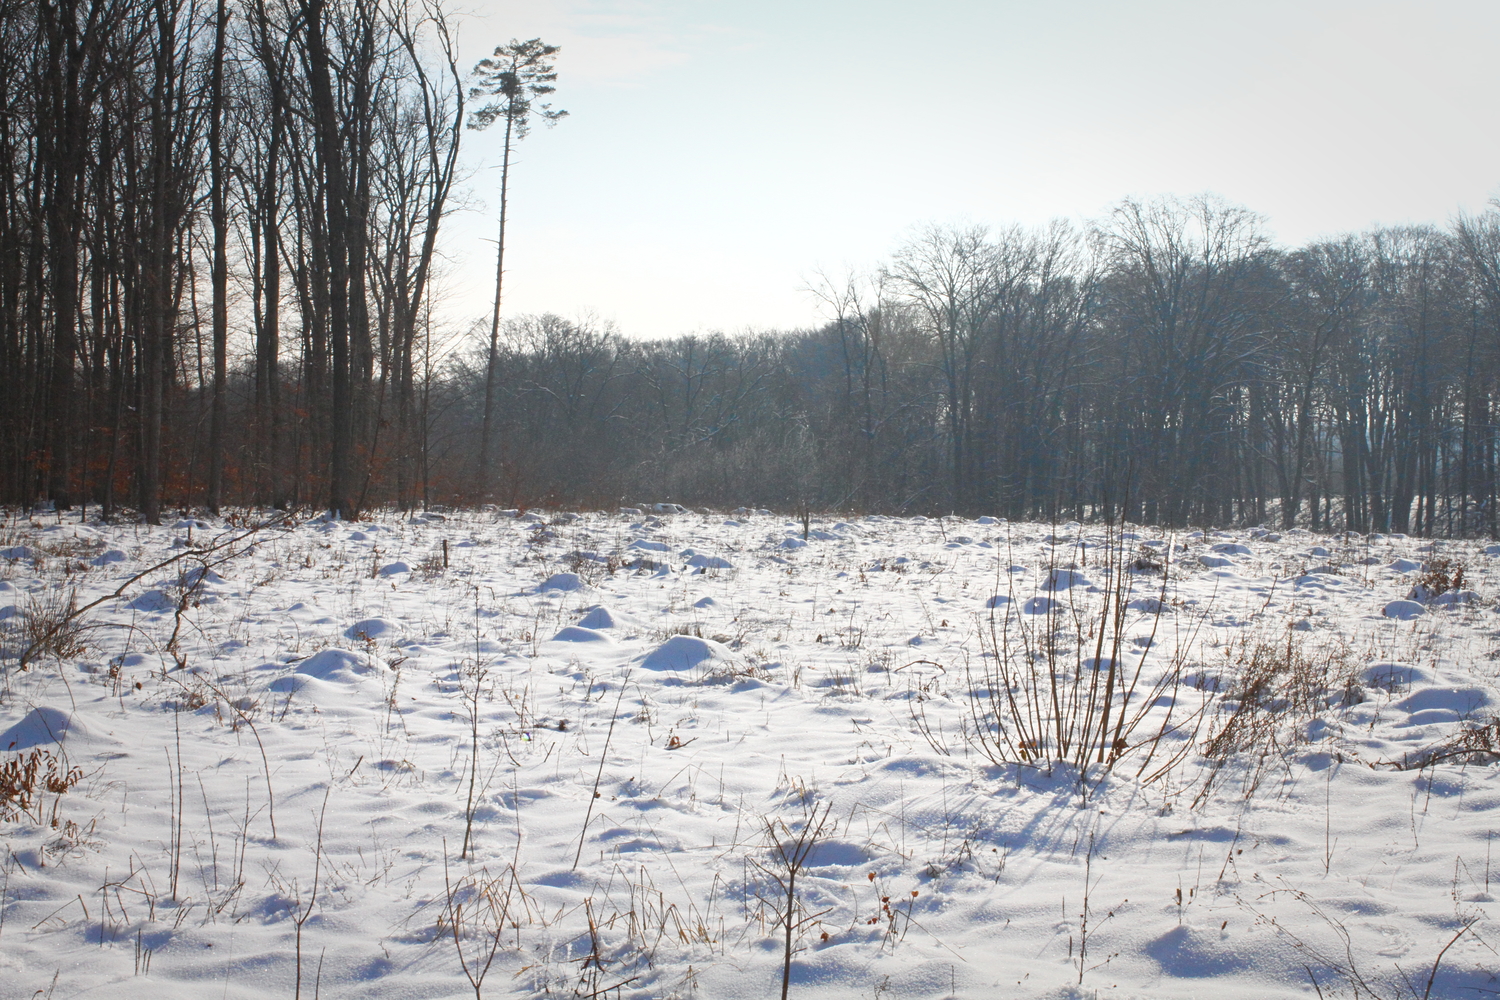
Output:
7 0 1500 535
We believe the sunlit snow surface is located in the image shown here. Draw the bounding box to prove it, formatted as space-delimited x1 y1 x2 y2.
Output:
1 510 1498 999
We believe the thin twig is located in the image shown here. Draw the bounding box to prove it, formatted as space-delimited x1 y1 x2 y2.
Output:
572 675 630 870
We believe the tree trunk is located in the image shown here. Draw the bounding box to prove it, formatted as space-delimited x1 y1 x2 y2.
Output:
477 113 514 500
206 0 228 513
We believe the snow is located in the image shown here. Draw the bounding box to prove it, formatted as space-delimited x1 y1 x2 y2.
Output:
574 605 640 632
1 512 1499 998
294 648 385 680
1 706 88 751
637 634 736 673
1383 599 1426 620
536 572 588 592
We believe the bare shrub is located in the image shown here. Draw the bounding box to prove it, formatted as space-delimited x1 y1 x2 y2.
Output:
31 536 105 566
0 748 83 824
1415 555 1466 598
1130 546 1165 574
947 527 1203 779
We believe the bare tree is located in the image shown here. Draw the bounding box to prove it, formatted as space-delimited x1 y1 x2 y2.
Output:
467 37 566 500
205 0 230 514
1095 195 1272 526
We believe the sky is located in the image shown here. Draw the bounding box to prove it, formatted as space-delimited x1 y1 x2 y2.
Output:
439 0 1500 340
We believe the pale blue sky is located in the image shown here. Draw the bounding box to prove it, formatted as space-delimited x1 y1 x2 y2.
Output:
442 0 1500 339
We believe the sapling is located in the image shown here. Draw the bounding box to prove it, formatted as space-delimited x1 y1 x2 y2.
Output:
166 713 184 899
573 676 631 870
199 674 276 838
751 799 837 1000
1075 829 1097 984
293 786 331 1000
0 851 11 940
458 654 490 860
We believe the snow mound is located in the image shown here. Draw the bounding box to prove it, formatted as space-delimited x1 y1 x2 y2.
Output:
547 626 613 644
1361 662 1433 691
345 618 400 641
1382 600 1426 620
1391 686 1492 726
1197 554 1234 569
126 590 177 613
1211 542 1251 556
1 545 35 560
1410 587 1479 607
984 594 1011 609
1044 569 1090 591
1 706 87 751
1022 596 1056 615
575 606 627 630
294 648 381 680
92 549 128 566
800 839 875 869
376 561 411 577
639 635 734 672
778 538 806 549
628 539 670 552
536 572 587 593
1389 558 1422 573
1145 924 1253 976
173 565 226 588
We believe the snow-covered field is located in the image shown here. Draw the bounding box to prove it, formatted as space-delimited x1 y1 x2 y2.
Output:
1 508 1498 999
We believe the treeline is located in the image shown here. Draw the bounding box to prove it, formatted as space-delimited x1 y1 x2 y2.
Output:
458 200 1500 536
1 0 463 521
6 4 1500 535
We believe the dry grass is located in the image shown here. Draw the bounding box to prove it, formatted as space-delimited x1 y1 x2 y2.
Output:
1394 717 1500 769
1193 629 1361 805
18 588 89 663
